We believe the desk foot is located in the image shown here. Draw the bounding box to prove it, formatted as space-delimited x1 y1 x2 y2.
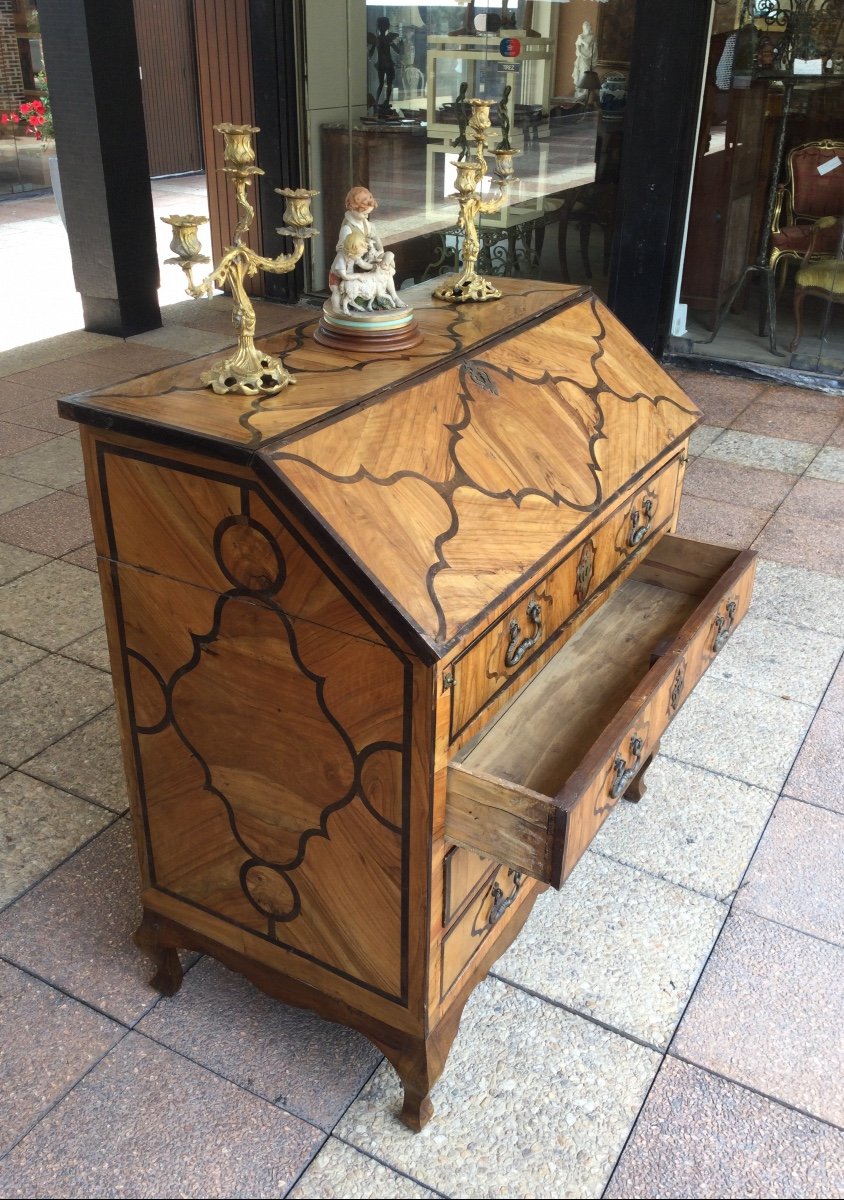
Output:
134 910 184 997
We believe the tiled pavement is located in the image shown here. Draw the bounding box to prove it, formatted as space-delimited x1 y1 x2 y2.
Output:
1 289 844 1198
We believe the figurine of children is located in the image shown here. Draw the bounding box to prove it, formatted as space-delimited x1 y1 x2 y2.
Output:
337 187 383 261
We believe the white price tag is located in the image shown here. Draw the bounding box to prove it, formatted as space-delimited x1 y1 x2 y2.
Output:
818 156 842 176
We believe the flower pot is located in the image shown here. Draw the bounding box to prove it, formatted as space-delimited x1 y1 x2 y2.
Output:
47 154 65 228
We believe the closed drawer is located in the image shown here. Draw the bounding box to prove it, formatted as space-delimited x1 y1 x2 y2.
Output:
443 845 496 924
441 863 526 998
447 454 684 741
445 535 756 888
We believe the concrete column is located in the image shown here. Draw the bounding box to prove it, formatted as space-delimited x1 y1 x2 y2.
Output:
37 0 160 336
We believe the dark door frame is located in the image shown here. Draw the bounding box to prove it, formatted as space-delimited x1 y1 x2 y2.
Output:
608 0 712 356
250 0 304 301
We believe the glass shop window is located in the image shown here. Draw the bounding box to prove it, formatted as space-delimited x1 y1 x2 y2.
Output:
673 1 844 383
301 1 639 302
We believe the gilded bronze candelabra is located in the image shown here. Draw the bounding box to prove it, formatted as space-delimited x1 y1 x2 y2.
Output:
162 123 317 396
433 97 517 304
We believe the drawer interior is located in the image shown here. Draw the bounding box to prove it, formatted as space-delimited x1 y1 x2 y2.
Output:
452 535 740 796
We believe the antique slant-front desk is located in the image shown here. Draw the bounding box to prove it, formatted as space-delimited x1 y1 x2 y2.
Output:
62 280 755 1129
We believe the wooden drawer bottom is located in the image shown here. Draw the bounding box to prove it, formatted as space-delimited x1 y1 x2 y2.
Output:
445 535 756 887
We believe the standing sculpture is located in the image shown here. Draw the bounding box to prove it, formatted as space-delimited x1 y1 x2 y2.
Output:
498 84 512 152
162 124 317 396
451 82 471 161
369 17 401 114
573 20 597 97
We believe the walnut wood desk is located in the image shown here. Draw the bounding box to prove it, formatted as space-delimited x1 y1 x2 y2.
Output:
61 279 755 1129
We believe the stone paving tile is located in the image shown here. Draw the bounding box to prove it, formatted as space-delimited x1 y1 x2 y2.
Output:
138 957 381 1130
730 400 840 445
0 473 51 515
0 420 55 456
0 820 170 1025
660 675 814 794
288 1137 437 1199
755 382 844 416
753 509 844 575
59 625 112 673
0 771 113 909
778 476 844 524
675 494 770 550
128 325 235 355
597 756 776 901
0 433 85 488
682 458 796 511
748 559 844 637
0 377 62 415
73 342 190 374
0 654 113 767
827 420 844 448
0 633 46 685
783 706 844 816
337 977 661 1200
823 658 844 714
0 490 92 557
0 539 46 585
687 424 723 456
668 371 764 418
672 910 844 1126
496 853 726 1048
0 959 122 1157
0 331 113 378
0 559 103 651
61 541 96 571
3 358 131 397
0 1033 324 1199
734 797 844 945
23 708 128 813
805 445 844 483
2 395 69 435
605 1057 844 1200
707 614 844 707
702 430 819 475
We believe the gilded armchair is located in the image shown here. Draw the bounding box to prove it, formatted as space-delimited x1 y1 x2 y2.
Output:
769 139 844 279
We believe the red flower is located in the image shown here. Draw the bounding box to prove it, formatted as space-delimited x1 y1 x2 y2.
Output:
19 102 31 114
31 99 44 113
30 115 44 125
10 113 20 123
0 114 7 125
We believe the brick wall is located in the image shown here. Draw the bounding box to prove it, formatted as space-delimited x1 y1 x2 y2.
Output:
0 1 25 112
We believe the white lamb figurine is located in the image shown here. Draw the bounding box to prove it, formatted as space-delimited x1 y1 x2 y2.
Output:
332 251 407 316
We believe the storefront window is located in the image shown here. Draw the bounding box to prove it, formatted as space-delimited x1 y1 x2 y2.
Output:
0 1 48 197
301 1 638 303
673 1 844 381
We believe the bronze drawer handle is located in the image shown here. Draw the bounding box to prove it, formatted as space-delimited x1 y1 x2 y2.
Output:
713 599 737 653
505 600 543 667
628 497 654 547
611 735 643 799
487 871 523 927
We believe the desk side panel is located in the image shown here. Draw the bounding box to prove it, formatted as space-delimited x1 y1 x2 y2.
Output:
80 428 434 1031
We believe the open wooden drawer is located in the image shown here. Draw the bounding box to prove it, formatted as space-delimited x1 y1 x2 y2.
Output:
445 535 757 889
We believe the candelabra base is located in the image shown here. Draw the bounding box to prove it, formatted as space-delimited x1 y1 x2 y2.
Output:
199 344 296 397
432 273 502 304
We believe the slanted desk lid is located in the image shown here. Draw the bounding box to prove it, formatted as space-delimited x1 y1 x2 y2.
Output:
263 290 700 660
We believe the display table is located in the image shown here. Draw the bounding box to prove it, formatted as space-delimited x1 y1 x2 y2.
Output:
61 279 755 1129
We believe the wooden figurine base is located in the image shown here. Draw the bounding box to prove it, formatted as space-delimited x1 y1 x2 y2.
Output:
314 300 423 353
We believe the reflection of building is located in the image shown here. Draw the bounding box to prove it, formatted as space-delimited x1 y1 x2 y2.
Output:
33 0 844 386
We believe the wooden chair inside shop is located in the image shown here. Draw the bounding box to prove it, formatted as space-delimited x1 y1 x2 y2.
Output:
769 139 844 284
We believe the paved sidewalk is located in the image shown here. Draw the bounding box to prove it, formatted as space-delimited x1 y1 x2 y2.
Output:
0 223 842 1195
